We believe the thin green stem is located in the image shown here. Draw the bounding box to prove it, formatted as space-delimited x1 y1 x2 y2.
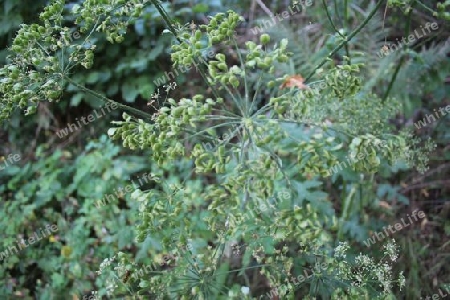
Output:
218 80 246 116
343 0 350 63
238 127 248 166
334 0 343 28
215 264 273 276
62 75 154 121
344 0 348 23
150 0 180 43
304 0 384 82
323 0 345 39
248 70 264 115
210 108 242 118
382 0 416 103
415 0 435 15
200 115 241 121
194 59 223 101
183 121 242 143
279 118 357 138
337 183 356 240
251 104 273 119
250 89 297 119
382 58 403 102
232 37 249 116
323 0 351 62
150 0 222 102
63 18 101 75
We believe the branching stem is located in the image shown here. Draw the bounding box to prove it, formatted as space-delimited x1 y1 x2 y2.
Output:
305 0 384 82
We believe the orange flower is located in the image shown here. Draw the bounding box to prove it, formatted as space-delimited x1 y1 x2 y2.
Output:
280 75 309 90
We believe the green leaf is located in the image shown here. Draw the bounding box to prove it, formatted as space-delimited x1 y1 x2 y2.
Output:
122 81 140 103
148 42 165 60
118 227 134 249
106 82 119 96
51 273 66 288
70 93 84 106
86 72 99 84
192 4 209 13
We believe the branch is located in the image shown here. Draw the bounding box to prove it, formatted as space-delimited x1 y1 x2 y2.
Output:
62 75 154 121
382 0 416 102
304 0 384 82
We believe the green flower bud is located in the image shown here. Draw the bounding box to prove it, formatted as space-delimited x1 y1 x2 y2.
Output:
182 57 190 65
216 53 226 61
187 107 195 115
260 34 270 45
267 81 275 88
230 76 239 87
218 63 227 70
245 41 256 50
246 60 256 68
172 107 184 117
278 55 289 62
115 35 124 43
257 61 269 69
220 75 228 85
220 27 228 35
195 30 202 40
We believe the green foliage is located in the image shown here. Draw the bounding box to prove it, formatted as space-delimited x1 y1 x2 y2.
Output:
0 0 447 299
0 136 150 299
0 0 48 63
105 6 421 299
388 0 450 19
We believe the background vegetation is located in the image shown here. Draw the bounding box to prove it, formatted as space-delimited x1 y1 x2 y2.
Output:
0 0 449 299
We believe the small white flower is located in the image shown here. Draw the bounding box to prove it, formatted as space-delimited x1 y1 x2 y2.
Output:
334 242 349 259
241 286 250 295
398 271 405 290
384 239 399 262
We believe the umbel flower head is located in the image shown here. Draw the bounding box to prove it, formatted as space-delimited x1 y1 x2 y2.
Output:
331 240 405 297
0 2 436 298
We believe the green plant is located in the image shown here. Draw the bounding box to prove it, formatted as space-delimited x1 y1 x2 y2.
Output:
0 135 151 298
0 0 443 299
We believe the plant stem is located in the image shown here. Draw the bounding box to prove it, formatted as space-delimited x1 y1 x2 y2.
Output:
334 0 343 28
382 0 416 103
337 183 356 241
344 0 350 63
232 37 249 117
248 68 264 115
150 0 180 43
323 0 345 39
324 0 351 62
304 0 384 82
415 0 435 15
62 75 154 121
217 80 246 116
150 0 222 101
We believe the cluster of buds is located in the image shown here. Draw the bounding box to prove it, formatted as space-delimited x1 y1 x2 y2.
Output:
200 10 244 44
324 63 362 99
